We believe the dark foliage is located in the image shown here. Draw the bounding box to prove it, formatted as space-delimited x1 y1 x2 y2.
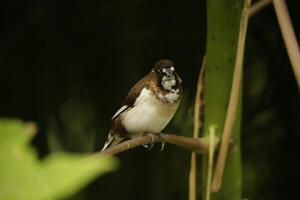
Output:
0 0 299 199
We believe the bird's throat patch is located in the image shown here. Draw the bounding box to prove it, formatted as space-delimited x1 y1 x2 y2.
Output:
161 76 176 91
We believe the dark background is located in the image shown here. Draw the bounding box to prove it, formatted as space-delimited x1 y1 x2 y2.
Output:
0 0 299 199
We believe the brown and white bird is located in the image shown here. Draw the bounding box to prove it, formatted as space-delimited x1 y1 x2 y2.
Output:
101 59 182 151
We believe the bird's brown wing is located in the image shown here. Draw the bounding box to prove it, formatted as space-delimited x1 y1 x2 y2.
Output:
111 75 150 121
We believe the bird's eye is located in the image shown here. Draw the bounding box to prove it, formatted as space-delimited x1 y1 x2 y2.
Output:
170 67 175 71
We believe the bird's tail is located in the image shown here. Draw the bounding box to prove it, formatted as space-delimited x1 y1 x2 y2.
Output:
101 131 124 152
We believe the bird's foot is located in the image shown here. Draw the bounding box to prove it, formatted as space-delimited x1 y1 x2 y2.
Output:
143 132 165 151
143 132 155 150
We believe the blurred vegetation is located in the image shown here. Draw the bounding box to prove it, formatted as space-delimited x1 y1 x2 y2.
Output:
0 0 299 200
0 119 117 200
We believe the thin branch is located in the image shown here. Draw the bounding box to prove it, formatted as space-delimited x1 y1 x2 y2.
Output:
97 133 219 155
194 56 206 142
189 55 206 200
212 0 251 192
273 0 300 90
206 126 216 200
249 0 272 17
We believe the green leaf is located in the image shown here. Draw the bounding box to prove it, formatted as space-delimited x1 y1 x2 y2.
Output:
42 153 115 199
0 119 118 200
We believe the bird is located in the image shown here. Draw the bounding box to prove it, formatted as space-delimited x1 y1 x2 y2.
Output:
101 59 182 151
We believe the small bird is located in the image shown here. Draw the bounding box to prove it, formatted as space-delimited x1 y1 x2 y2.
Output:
101 59 182 151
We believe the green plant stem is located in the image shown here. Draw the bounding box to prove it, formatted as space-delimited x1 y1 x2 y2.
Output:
201 0 244 199
212 0 251 192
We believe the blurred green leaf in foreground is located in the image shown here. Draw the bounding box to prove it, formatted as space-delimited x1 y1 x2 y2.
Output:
0 119 118 200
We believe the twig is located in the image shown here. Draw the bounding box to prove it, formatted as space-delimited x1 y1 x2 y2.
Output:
193 56 206 146
97 133 219 155
206 126 216 200
189 55 206 200
212 0 251 192
273 0 300 90
249 0 272 17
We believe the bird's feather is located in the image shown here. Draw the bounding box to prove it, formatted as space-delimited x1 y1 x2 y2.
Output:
111 75 150 121
101 131 124 151
111 105 129 121
123 76 149 107
121 88 180 134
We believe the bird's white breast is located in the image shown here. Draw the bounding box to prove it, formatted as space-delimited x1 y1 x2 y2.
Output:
121 88 180 135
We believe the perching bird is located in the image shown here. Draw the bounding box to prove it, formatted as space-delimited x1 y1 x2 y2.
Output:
101 59 182 151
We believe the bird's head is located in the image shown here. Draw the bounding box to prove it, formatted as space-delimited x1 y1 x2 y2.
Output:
152 59 181 91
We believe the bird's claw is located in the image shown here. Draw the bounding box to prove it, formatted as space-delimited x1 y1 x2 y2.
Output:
160 139 165 151
143 132 165 151
143 132 155 150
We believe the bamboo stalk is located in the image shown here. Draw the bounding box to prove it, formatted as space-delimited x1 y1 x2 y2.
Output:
202 0 244 199
211 0 251 192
